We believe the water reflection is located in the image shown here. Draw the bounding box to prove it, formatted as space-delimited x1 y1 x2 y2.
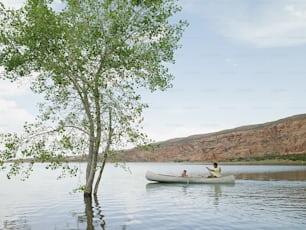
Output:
213 184 221 205
145 182 188 190
235 170 306 181
3 217 31 230
145 183 235 206
80 196 105 230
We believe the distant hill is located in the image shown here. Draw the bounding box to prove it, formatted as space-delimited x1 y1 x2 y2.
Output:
118 114 306 162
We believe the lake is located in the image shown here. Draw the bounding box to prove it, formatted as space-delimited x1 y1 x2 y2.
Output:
0 163 306 230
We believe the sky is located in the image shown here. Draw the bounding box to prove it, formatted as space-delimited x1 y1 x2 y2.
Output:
1 0 306 142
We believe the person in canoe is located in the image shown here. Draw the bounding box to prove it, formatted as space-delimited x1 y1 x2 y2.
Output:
181 169 188 177
206 162 221 178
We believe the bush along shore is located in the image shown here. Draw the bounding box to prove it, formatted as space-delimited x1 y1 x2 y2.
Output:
226 153 306 165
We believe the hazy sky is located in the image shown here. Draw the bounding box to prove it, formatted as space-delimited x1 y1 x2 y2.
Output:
1 0 306 142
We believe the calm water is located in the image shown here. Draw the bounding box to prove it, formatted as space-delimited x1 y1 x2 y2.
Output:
0 163 306 230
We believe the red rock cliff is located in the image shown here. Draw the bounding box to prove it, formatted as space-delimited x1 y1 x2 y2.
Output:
119 114 306 162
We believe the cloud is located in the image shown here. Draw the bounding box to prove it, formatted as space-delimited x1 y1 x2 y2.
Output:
0 79 31 97
1 0 65 10
0 79 36 133
182 0 306 48
0 98 35 133
180 0 199 11
1 0 24 9
223 2 306 47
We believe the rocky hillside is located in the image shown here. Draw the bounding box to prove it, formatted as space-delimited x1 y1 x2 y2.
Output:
119 114 306 162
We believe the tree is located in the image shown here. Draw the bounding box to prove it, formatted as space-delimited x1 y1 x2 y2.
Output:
0 0 187 197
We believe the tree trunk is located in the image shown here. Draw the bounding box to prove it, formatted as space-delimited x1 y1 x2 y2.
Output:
84 103 96 197
84 143 99 197
93 154 107 196
93 108 112 196
84 82 102 197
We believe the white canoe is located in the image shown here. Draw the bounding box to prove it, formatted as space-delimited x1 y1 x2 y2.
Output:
145 171 235 184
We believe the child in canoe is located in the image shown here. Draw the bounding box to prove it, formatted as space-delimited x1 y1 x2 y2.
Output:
181 169 188 177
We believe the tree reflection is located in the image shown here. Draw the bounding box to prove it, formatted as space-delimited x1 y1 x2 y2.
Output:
3 217 31 230
83 195 106 230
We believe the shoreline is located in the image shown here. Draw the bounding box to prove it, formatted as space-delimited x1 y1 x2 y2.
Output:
5 158 306 166
219 160 306 166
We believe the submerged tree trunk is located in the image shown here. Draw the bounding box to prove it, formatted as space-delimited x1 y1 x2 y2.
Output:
84 149 98 197
84 118 99 197
84 152 93 196
84 125 100 196
84 196 94 229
